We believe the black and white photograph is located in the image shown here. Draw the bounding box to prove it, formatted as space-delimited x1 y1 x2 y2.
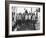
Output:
9 4 43 35
12 7 40 31
5 1 45 37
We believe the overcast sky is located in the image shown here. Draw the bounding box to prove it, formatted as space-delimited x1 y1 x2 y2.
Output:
13 7 37 14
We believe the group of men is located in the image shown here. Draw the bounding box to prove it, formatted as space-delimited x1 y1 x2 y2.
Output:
12 10 38 31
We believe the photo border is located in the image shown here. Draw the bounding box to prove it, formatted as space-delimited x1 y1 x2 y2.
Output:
5 1 45 37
